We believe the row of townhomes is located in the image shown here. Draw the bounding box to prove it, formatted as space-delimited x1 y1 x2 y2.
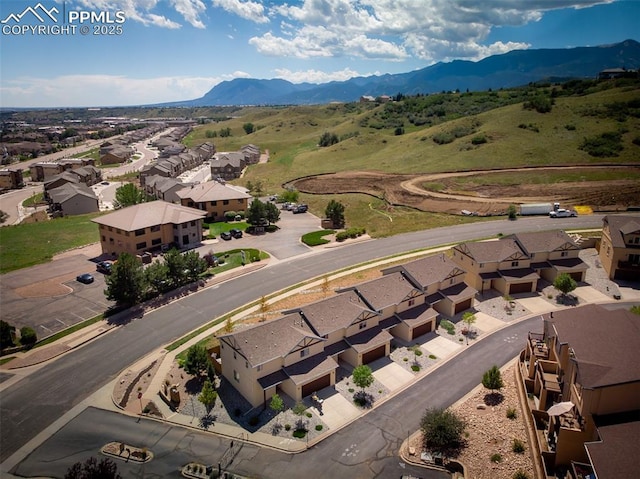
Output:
218 229 586 409
0 168 25 191
210 144 261 181
218 252 476 408
520 304 639 478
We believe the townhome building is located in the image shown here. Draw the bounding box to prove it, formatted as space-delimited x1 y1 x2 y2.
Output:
30 158 95 182
175 181 251 221
92 201 206 257
598 214 640 280
144 176 188 203
219 253 476 408
47 183 99 216
0 168 24 190
210 152 245 180
519 304 640 474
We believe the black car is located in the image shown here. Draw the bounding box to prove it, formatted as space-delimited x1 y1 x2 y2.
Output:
230 228 243 238
76 273 94 284
96 261 113 274
220 231 232 240
293 204 308 214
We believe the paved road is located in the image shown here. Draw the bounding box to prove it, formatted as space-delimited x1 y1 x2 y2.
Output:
0 216 605 466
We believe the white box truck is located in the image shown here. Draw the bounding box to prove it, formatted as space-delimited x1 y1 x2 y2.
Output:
520 203 554 215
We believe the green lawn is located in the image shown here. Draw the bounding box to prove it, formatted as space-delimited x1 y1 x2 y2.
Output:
209 248 268 274
0 213 101 273
204 221 249 237
302 229 335 246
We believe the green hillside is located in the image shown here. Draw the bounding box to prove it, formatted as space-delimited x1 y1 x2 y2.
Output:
184 79 640 237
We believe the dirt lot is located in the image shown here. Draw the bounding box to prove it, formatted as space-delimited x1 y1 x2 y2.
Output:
293 166 640 215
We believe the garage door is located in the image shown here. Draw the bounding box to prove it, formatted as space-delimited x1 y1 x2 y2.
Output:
362 345 386 364
454 298 473 315
509 282 532 294
302 375 331 398
412 322 433 339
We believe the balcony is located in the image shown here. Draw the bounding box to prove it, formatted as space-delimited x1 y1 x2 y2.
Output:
618 260 640 269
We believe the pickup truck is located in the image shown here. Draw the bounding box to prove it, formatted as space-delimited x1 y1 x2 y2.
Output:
549 208 577 218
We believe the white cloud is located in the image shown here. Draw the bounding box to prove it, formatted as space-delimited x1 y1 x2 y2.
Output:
211 0 269 24
0 74 250 108
170 0 207 28
274 67 371 84
255 0 613 62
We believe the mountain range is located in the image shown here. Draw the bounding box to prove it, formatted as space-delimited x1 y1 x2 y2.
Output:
165 39 640 107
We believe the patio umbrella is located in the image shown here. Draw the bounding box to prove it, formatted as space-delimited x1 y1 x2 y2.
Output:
547 401 574 416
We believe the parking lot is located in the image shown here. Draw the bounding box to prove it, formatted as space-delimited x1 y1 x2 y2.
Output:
0 209 323 338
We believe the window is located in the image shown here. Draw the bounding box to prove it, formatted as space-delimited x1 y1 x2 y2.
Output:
101 236 105 242
408 299 415 307
561 251 568 257
151 238 161 246
511 261 519 267
108 226 113 232
210 201 217 206
150 225 160 232
233 370 240 382
223 200 229 205
135 228 145 236
300 347 309 358
190 221 196 226
182 234 189 244
136 241 147 250
359 322 367 330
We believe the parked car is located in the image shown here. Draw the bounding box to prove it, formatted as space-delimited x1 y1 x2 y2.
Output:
220 231 232 240
96 261 113 274
549 208 577 218
230 229 243 238
286 203 297 211
76 273 94 284
293 204 308 214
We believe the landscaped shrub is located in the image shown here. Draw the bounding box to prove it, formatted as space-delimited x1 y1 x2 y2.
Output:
512 438 526 453
315 424 323 431
513 470 529 479
284 424 291 431
439 319 456 335
506 407 518 419
428 354 437 360
19 326 37 346
293 429 307 438
306 412 312 418
411 365 420 372
490 453 502 463
335 227 366 242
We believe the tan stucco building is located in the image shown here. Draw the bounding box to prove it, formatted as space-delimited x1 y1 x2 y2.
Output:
176 181 251 221
598 214 640 280
92 201 206 257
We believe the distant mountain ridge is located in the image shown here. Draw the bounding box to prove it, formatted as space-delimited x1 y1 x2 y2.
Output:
165 39 640 107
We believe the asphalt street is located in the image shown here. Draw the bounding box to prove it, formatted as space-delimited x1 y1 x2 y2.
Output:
0 216 606 467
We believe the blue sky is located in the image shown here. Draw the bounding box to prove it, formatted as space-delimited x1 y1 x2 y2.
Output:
0 0 638 108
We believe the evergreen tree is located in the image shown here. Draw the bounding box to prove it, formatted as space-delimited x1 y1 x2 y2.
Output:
482 365 504 392
104 253 146 306
184 343 210 377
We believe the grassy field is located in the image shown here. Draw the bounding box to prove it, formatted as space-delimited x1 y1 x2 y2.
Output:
182 81 640 237
0 213 101 273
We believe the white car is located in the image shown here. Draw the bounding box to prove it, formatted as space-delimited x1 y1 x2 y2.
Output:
549 208 577 218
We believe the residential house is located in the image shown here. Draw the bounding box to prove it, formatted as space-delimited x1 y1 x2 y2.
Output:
382 253 476 319
598 214 640 280
175 180 251 221
507 230 588 283
100 145 133 165
210 152 245 180
241 144 260 165
193 142 216 161
520 305 640 472
47 183 99 216
30 158 95 182
452 238 538 295
0 169 24 190
43 165 102 191
92 201 206 257
144 175 188 203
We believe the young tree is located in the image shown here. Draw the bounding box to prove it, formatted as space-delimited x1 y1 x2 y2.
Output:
19 326 37 346
264 202 280 225
113 183 147 209
507 204 518 220
163 248 186 287
198 379 217 413
0 320 16 349
553 273 577 301
105 253 146 306
243 122 255 134
352 364 374 401
270 393 284 417
65 457 122 479
462 312 476 344
183 344 210 377
482 365 504 393
325 199 345 228
420 407 466 455
182 250 207 283
259 295 269 321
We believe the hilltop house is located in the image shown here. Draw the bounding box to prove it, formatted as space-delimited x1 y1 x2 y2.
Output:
598 214 640 280
92 201 206 257
519 304 640 473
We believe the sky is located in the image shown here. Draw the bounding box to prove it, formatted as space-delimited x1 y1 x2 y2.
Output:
0 0 638 108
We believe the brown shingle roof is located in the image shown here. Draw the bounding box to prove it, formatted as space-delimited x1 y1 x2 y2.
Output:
219 314 324 367
396 303 438 327
585 419 640 479
175 180 251 202
511 230 579 254
456 238 526 263
348 272 420 311
604 214 640 248
383 253 465 289
297 290 378 337
91 201 205 231
545 304 640 389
